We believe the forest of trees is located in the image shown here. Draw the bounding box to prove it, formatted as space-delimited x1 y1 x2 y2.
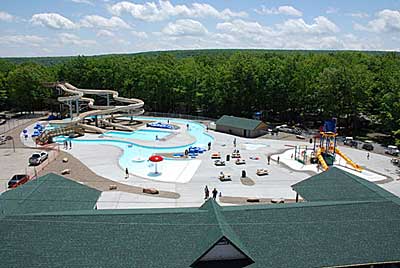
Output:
0 50 399 144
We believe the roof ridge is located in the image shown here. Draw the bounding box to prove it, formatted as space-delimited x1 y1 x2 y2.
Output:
222 199 388 211
201 199 253 259
342 169 400 202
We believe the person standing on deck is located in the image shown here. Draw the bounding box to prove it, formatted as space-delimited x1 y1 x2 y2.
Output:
204 185 209 199
212 188 218 199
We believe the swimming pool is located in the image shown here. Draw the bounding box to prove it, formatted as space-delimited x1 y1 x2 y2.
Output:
53 117 214 180
105 129 172 141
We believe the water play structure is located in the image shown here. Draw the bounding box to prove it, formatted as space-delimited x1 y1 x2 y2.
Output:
37 82 144 144
316 119 362 172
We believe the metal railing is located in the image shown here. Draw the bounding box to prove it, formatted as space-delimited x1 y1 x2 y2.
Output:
143 112 217 122
0 114 45 135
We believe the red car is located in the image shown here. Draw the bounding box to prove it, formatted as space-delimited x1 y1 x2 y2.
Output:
8 174 30 188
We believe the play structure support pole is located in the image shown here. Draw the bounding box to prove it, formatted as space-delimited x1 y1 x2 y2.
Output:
75 99 79 116
107 94 110 106
69 101 73 120
313 137 316 152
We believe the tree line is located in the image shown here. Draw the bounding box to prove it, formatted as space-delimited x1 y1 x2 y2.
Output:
0 50 399 144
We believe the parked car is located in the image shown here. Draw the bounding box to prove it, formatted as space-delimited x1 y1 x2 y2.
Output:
362 140 374 151
0 135 6 145
29 151 48 166
386 145 400 156
8 174 29 188
344 137 358 148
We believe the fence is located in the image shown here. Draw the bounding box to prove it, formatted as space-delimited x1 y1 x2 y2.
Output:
0 113 46 135
143 112 217 122
27 143 61 180
1 143 61 191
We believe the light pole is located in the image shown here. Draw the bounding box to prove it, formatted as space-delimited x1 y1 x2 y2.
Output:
6 136 15 152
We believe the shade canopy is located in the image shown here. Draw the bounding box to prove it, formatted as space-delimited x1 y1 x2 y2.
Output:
149 155 163 162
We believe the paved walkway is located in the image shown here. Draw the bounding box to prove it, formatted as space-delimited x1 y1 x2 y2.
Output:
7 117 400 209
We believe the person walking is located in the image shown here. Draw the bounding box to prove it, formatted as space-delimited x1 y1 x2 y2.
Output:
233 138 237 147
125 167 129 179
212 188 218 199
204 185 209 199
367 152 370 160
277 156 280 164
69 140 72 149
63 140 67 149
267 155 271 165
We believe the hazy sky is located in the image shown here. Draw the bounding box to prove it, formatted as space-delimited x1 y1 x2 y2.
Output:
1 0 400 57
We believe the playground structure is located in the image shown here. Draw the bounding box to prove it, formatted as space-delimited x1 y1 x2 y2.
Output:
294 145 315 165
37 82 144 144
315 119 362 172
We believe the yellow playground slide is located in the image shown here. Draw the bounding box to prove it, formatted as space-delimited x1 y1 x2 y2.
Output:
316 148 329 171
335 148 363 172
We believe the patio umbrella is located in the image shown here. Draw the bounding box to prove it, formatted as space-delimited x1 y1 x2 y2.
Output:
149 155 163 174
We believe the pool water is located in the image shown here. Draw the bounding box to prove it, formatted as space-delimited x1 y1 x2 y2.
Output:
53 117 214 177
105 129 172 141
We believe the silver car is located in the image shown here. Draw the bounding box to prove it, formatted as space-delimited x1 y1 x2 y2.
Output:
29 151 48 166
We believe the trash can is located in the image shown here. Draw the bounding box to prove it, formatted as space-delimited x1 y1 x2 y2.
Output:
226 154 230 161
241 170 246 178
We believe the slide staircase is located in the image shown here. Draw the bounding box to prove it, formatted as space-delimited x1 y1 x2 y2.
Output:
37 125 84 145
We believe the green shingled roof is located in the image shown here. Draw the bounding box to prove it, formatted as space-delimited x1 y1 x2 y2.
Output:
291 167 400 203
1 169 400 268
216 115 263 130
0 173 101 216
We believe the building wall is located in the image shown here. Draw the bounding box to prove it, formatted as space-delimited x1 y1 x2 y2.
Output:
216 125 263 138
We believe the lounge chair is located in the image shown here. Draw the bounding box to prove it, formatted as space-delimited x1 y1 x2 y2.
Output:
231 153 241 158
211 152 221 159
235 159 246 165
214 160 226 166
256 169 269 176
219 173 231 181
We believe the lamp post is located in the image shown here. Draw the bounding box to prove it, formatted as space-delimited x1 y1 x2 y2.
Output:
6 136 14 152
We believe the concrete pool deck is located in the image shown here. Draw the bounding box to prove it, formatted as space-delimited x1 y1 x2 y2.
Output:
16 118 400 209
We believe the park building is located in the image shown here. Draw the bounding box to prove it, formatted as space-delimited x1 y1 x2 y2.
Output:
215 115 267 138
1 168 400 267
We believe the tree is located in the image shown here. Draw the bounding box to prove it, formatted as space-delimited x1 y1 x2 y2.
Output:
7 63 54 112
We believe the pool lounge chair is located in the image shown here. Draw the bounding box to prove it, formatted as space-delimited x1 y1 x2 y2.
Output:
235 159 246 165
214 160 226 166
231 153 241 158
211 152 221 159
219 173 232 181
256 169 269 176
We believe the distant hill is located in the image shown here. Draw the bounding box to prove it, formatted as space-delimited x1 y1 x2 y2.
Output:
0 49 395 66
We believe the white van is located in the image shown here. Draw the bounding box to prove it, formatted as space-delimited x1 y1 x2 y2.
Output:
386 145 399 156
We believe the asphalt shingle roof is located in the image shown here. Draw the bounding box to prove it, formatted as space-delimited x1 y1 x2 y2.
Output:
291 167 400 203
0 173 101 216
1 169 400 268
216 115 263 130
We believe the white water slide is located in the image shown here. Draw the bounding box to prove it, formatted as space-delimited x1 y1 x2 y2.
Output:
51 82 144 134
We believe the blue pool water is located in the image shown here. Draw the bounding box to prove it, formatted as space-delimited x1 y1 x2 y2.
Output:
54 117 214 173
105 129 172 141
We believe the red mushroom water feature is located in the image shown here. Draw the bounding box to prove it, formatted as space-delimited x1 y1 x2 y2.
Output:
149 155 163 174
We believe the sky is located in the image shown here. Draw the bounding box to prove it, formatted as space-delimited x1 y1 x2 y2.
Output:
0 0 400 57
